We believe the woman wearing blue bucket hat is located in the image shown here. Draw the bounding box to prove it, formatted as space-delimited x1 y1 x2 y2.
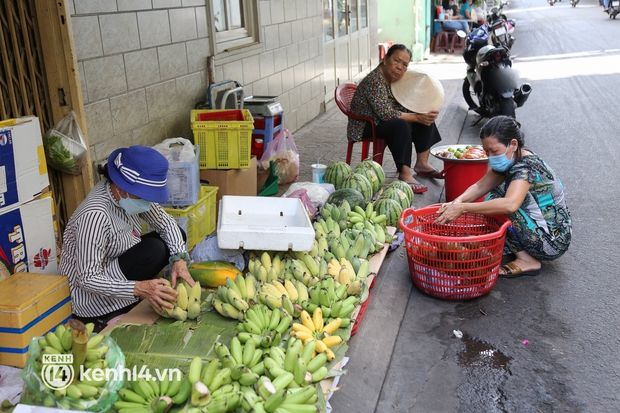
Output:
60 145 195 332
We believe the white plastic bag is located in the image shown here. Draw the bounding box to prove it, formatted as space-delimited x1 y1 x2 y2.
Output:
153 137 196 162
259 128 299 185
42 110 88 174
283 182 330 209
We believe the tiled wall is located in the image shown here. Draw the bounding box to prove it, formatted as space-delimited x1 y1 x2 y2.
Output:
70 0 325 166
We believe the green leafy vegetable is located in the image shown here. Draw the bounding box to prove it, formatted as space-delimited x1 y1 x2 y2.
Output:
43 133 81 173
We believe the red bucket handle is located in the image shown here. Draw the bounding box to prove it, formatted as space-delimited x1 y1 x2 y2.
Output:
438 163 453 179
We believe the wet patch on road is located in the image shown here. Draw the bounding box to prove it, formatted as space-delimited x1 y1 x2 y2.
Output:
457 332 511 370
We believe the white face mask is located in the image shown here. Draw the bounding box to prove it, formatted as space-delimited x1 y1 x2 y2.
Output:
114 186 152 215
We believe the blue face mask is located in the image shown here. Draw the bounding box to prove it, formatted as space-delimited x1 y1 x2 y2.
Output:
119 196 152 215
488 146 515 172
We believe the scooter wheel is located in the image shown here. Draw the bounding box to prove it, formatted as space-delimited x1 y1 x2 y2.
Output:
462 78 478 110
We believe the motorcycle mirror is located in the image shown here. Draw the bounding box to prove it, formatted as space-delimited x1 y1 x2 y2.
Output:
456 30 467 38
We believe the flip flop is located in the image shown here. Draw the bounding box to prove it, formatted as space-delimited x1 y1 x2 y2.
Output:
404 181 428 194
499 261 540 278
415 169 444 179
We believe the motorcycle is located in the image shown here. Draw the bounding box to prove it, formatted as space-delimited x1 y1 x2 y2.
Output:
459 26 532 119
606 0 619 18
486 3 515 50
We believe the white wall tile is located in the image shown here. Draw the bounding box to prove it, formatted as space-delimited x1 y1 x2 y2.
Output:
259 51 275 78
175 72 206 110
296 103 307 128
295 0 307 19
186 38 211 72
302 17 313 40
278 22 292 47
221 60 244 84
242 55 261 84
170 8 198 42
286 44 299 67
270 0 285 24
284 0 296 21
153 0 182 9
311 75 322 98
293 62 305 87
83 55 127 101
84 100 113 145
273 49 287 75
297 40 309 63
264 25 280 51
72 16 103 60
313 15 323 38
118 0 152 11
182 0 206 6
252 78 269 96
195 7 208 38
137 10 171 48
259 1 271 26
100 13 140 55
158 43 189 80
68 1 75 15
146 80 178 121
290 18 304 43
110 90 148 134
165 110 192 140
74 0 117 14
300 80 311 104
289 85 301 108
278 91 290 117
267 72 283 96
132 118 170 146
281 67 295 92
125 48 161 90
308 36 320 58
304 58 315 80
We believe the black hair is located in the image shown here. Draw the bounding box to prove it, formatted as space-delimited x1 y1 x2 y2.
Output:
385 44 412 61
97 162 112 181
479 115 525 161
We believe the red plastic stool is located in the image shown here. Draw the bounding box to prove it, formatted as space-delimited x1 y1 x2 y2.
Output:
450 32 466 53
433 31 452 53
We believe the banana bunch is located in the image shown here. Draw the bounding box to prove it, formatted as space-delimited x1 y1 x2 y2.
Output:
34 321 113 411
114 374 186 413
152 280 202 321
290 308 343 361
236 304 292 349
284 257 323 287
313 216 342 241
211 339 263 386
247 252 283 283
255 279 305 317
212 275 257 321
239 375 318 413
262 337 329 387
184 356 242 412
303 278 358 325
319 200 352 231
347 204 391 244
326 257 370 291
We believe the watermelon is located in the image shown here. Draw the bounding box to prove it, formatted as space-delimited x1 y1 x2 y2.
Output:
353 166 380 196
373 198 404 228
378 186 411 210
356 159 386 192
340 173 373 203
324 161 353 190
326 188 366 210
386 181 414 206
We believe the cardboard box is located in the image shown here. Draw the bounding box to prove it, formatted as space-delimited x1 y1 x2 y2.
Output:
199 156 257 215
0 194 58 277
0 117 49 211
0 273 72 368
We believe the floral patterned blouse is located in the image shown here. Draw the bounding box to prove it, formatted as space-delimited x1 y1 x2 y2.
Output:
504 153 572 246
347 65 408 142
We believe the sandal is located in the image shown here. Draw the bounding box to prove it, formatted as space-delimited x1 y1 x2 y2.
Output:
404 181 428 194
499 261 540 278
415 168 444 179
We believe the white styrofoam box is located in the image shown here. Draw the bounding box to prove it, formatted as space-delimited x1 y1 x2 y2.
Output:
13 405 77 413
217 196 315 251
0 194 58 275
0 117 49 211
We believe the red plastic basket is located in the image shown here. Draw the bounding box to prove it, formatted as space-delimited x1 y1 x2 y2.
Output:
351 290 371 336
399 205 511 300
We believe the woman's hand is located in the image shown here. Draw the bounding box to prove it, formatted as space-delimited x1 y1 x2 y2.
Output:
171 259 195 289
134 279 178 313
434 200 464 225
416 110 439 126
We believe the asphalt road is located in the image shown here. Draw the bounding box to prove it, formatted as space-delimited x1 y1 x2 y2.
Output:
330 0 620 411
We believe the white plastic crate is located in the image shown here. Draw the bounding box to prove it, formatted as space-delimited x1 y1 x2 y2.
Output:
216 196 315 251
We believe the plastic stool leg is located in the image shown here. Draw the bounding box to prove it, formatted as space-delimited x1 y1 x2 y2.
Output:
346 141 354 165
361 141 370 161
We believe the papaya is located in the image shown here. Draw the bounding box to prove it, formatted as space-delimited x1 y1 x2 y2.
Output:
188 261 243 288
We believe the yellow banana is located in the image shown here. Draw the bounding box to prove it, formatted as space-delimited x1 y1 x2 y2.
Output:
188 281 202 302
170 307 188 322
291 331 313 342
314 339 327 354
312 307 323 333
322 335 342 348
187 299 201 320
176 283 189 311
270 281 289 298
300 310 315 332
261 251 272 269
322 318 342 335
291 323 313 335
325 347 336 361
283 279 299 301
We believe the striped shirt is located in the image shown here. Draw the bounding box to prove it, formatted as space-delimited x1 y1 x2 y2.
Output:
59 179 187 317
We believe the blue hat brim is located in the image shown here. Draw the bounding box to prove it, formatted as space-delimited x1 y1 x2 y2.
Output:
107 147 170 203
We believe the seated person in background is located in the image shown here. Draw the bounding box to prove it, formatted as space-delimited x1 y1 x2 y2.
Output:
347 44 445 194
460 0 481 27
59 145 195 332
442 0 470 33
